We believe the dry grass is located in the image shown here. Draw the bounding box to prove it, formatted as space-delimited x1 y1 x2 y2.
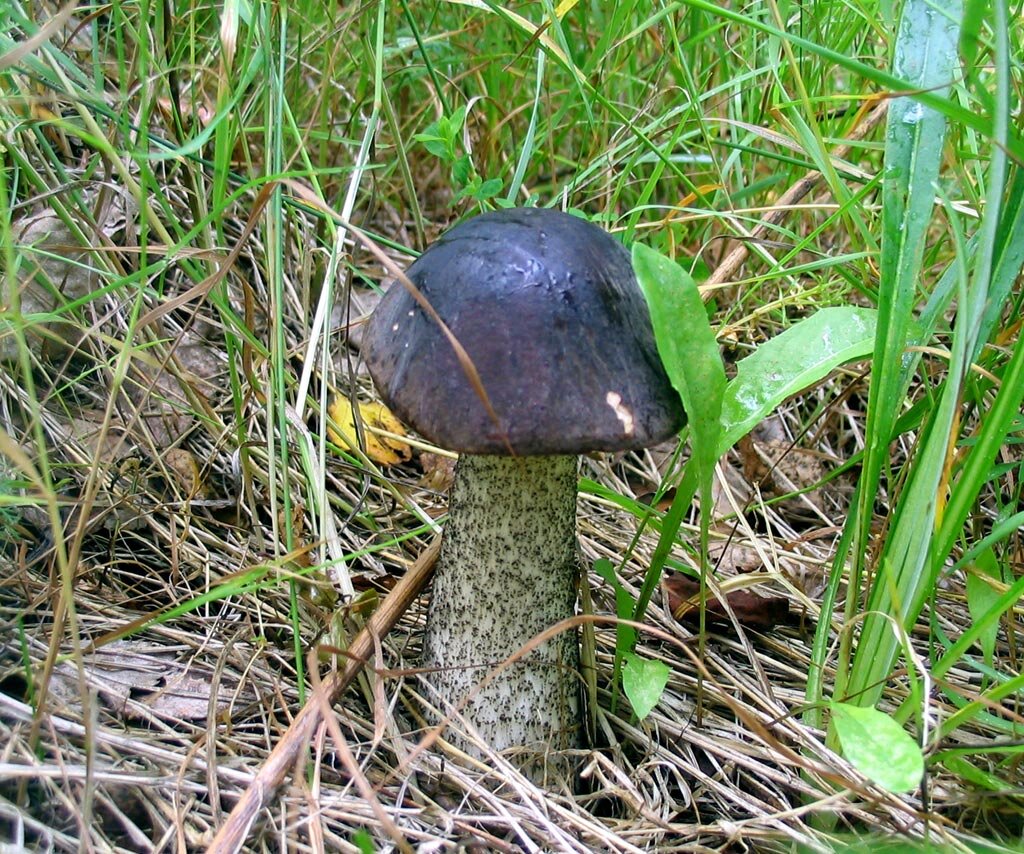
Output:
2 2 1023 852
1 270 1017 851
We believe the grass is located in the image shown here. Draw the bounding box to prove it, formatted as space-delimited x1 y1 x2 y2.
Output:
1 0 1023 850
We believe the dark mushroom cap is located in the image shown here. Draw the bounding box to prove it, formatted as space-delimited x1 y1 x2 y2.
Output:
362 207 685 455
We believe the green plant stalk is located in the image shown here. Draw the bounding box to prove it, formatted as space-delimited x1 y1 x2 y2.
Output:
633 461 697 616
535 0 594 126
803 488 860 731
398 0 448 115
379 84 424 247
844 193 971 712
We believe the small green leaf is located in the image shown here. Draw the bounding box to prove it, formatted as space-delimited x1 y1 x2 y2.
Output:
413 128 449 160
593 558 636 653
830 701 924 793
965 548 1003 669
622 651 669 721
454 174 481 203
719 306 877 454
475 177 503 200
436 114 454 141
446 103 468 136
452 153 473 186
352 829 376 853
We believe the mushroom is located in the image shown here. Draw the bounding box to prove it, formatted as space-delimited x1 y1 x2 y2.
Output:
362 208 685 769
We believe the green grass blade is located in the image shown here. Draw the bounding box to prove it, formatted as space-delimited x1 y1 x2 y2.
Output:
977 169 1024 352
505 50 545 205
932 312 1024 569
838 0 963 703
680 0 1021 160
844 194 968 710
844 1 1024 712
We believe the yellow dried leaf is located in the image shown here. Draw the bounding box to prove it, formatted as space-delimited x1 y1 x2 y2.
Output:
328 398 411 466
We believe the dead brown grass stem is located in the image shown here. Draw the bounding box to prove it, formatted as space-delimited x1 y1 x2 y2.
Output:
205 536 440 854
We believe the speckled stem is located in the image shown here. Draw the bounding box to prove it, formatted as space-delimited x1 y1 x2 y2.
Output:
422 454 581 766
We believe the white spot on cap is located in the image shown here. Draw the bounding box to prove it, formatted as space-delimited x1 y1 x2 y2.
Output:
606 391 634 435
392 323 400 331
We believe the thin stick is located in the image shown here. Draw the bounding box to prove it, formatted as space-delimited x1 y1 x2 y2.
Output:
206 537 441 854
704 100 889 291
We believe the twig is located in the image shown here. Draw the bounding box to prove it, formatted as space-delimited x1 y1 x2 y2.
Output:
704 100 889 291
206 537 441 854
311 664 414 854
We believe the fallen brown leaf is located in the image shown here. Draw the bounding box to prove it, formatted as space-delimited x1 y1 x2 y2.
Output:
663 574 790 629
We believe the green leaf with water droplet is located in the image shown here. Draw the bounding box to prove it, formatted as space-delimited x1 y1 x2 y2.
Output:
719 306 878 454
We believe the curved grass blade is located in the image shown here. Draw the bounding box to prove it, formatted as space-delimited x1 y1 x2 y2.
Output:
844 0 1024 716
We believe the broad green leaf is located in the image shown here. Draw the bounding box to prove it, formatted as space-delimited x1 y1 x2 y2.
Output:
632 244 725 470
718 307 877 455
631 244 725 627
830 701 924 793
622 651 670 721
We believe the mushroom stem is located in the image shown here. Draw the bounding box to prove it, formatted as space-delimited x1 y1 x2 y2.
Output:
422 454 581 765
